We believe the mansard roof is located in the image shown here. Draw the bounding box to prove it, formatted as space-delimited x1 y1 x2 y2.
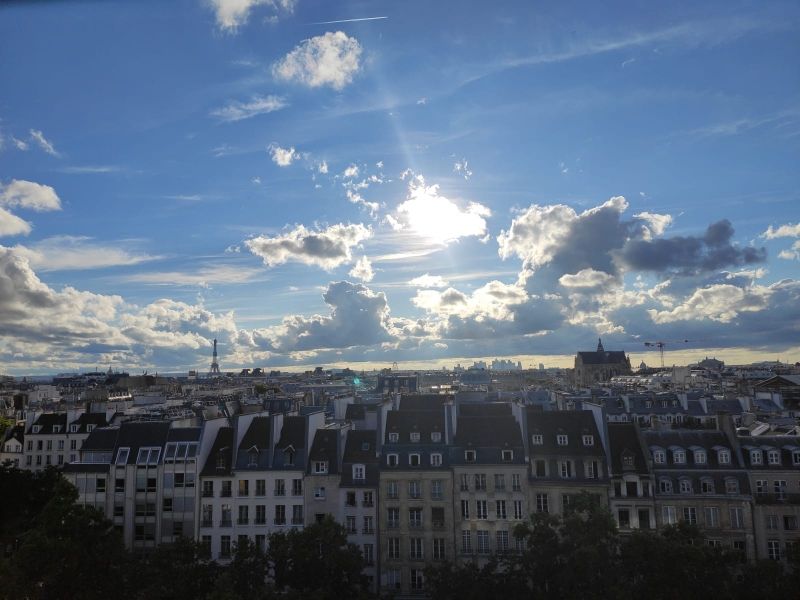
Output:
308 428 339 473
238 416 270 451
526 409 603 456
454 415 522 448
201 426 234 476
607 422 649 474
385 409 445 443
398 394 452 411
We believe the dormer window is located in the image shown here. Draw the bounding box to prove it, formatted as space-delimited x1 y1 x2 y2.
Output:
70 425 79 433
679 479 692 494
353 464 365 480
653 450 666 464
502 450 513 462
430 453 442 466
431 432 441 443
361 442 370 451
136 447 161 465
767 450 781 466
313 461 328 474
409 453 421 467
387 454 399 467
673 450 686 464
556 435 568 446
623 455 635 468
115 447 130 465
32 425 41 434
465 450 476 463
53 425 62 433
582 435 594 447
216 452 226 470
531 434 543 445
388 433 399 443
248 450 259 468
793 451 800 466
694 450 706 465
284 449 295 466
717 450 731 465
750 450 763 465
725 478 739 494
87 424 95 433
410 432 420 443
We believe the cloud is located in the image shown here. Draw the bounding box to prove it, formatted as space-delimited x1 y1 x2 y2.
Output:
409 273 448 288
208 0 296 31
453 159 473 180
317 161 329 174
272 31 362 90
29 129 59 156
558 268 617 289
269 144 300 166
245 222 371 270
392 175 491 243
11 236 159 271
343 164 359 178
762 222 800 239
634 211 673 237
12 137 29 151
211 94 288 122
618 219 766 275
648 283 772 324
0 208 32 237
0 179 62 212
120 264 262 287
778 241 800 261
348 255 374 282
58 165 121 174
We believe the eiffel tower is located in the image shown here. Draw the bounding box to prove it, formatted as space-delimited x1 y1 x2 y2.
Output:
209 338 221 376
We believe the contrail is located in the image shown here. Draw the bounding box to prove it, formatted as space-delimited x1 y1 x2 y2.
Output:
311 16 388 25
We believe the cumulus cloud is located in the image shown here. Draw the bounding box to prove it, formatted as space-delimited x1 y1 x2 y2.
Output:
778 241 800 261
348 255 374 282
634 211 673 237
409 273 448 288
269 144 300 166
558 268 617 289
0 208 33 237
272 31 362 90
211 94 287 121
0 179 62 212
29 129 59 156
392 175 490 243
245 222 371 270
648 283 772 324
209 0 296 31
11 236 158 271
762 222 800 239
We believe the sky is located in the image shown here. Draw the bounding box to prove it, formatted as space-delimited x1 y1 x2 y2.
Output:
0 0 799 375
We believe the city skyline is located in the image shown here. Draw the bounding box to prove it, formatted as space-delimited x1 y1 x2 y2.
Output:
1 0 799 375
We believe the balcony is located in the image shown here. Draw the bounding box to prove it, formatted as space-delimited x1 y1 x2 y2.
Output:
755 493 800 505
202 490 214 498
291 517 304 525
255 518 266 525
201 519 213 528
219 519 232 527
409 521 423 529
387 520 400 529
274 518 286 525
362 527 375 534
362 500 374 507
237 518 249 525
274 490 286 497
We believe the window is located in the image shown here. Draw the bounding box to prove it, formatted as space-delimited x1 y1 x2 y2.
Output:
409 480 421 499
274 505 286 525
461 530 472 553
502 449 514 462
585 461 598 479
756 480 767 495
534 459 546 477
693 450 706 464
255 505 266 525
363 491 374 506
201 505 213 527
314 486 325 499
313 461 328 474
363 543 374 565
433 538 446 560
115 478 125 493
730 507 744 529
409 508 422 528
559 460 573 479
662 505 677 525
768 450 781 465
582 435 594 446
292 505 303 525
432 506 444 528
410 432 420 442
238 505 249 525
474 474 486 491
660 479 673 494
768 540 782 561
618 509 630 528
431 432 441 442
683 507 697 525
557 434 568 446
283 448 295 466
409 453 421 467
750 450 763 465
725 478 739 495
116 447 130 465
247 450 258 468
410 569 424 591
704 506 720 528
775 480 787 499
387 507 400 528
531 434 543 445
410 537 424 559
387 481 399 499
57 440 64 451
718 449 731 464
494 474 506 490
113 504 124 518
460 473 469 491
673 450 686 464
388 432 399 443
679 479 692 494
220 504 232 526
430 453 442 467
96 477 106 493
513 500 523 520
387 454 398 467
536 493 549 513
465 450 476 462
292 479 302 496
136 447 161 465
512 473 521 492
388 537 400 559
653 450 666 464
496 500 507 519
793 450 800 466
346 516 357 534
700 479 715 494
238 480 249 497
274 479 286 496
431 480 443 500
220 536 231 559
477 530 490 554
767 514 779 530
461 499 470 519
783 515 797 530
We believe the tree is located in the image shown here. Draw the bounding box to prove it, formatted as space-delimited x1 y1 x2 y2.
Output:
268 515 369 600
133 537 221 600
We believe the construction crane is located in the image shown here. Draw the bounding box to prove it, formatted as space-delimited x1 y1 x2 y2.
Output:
643 339 691 368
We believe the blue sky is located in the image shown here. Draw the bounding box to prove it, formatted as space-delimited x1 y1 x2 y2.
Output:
1 0 798 374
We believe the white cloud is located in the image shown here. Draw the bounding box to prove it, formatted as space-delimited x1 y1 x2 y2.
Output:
349 255 374 282
245 222 372 270
208 0 297 31
0 208 31 237
12 137 28 151
634 211 673 237
416 97 427 105
412 280 527 321
778 240 800 261
11 236 159 271
392 175 491 243
343 164 359 178
0 179 62 212
648 283 771 324
29 129 59 156
58 165 121 174
211 94 288 121
409 273 448 288
558 268 617 289
453 159 472 180
269 144 299 167
762 222 800 239
317 160 329 174
272 31 362 90
120 264 262 286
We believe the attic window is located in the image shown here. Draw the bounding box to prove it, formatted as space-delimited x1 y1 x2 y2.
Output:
502 450 513 462
582 435 594 447
387 454 399 467
717 449 731 465
284 449 295 466
32 425 41 434
53 425 62 434
750 450 763 465
465 450 476 463
353 464 365 480
694 450 706 465
70 425 79 433
314 461 328 474
115 447 130 465
361 442 370 451
622 455 634 468
409 453 421 467
653 450 666 464
531 434 543 445
767 450 781 466
248 450 259 468
87 424 95 433
388 433 399 443
136 447 161 465
216 452 226 470
409 432 420 442
557 435 568 446
431 432 441 442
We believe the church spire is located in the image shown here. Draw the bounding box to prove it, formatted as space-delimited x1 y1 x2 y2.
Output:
597 338 604 352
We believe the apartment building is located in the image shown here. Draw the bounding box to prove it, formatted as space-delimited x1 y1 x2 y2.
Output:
23 410 109 470
607 422 656 530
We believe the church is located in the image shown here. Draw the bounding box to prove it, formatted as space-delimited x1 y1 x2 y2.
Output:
574 339 632 386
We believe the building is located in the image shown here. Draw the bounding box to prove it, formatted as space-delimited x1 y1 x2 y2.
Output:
23 410 110 470
607 422 656 531
574 339 632 386
1 423 24 467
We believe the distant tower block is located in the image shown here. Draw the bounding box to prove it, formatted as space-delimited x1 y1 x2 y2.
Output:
209 338 221 376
